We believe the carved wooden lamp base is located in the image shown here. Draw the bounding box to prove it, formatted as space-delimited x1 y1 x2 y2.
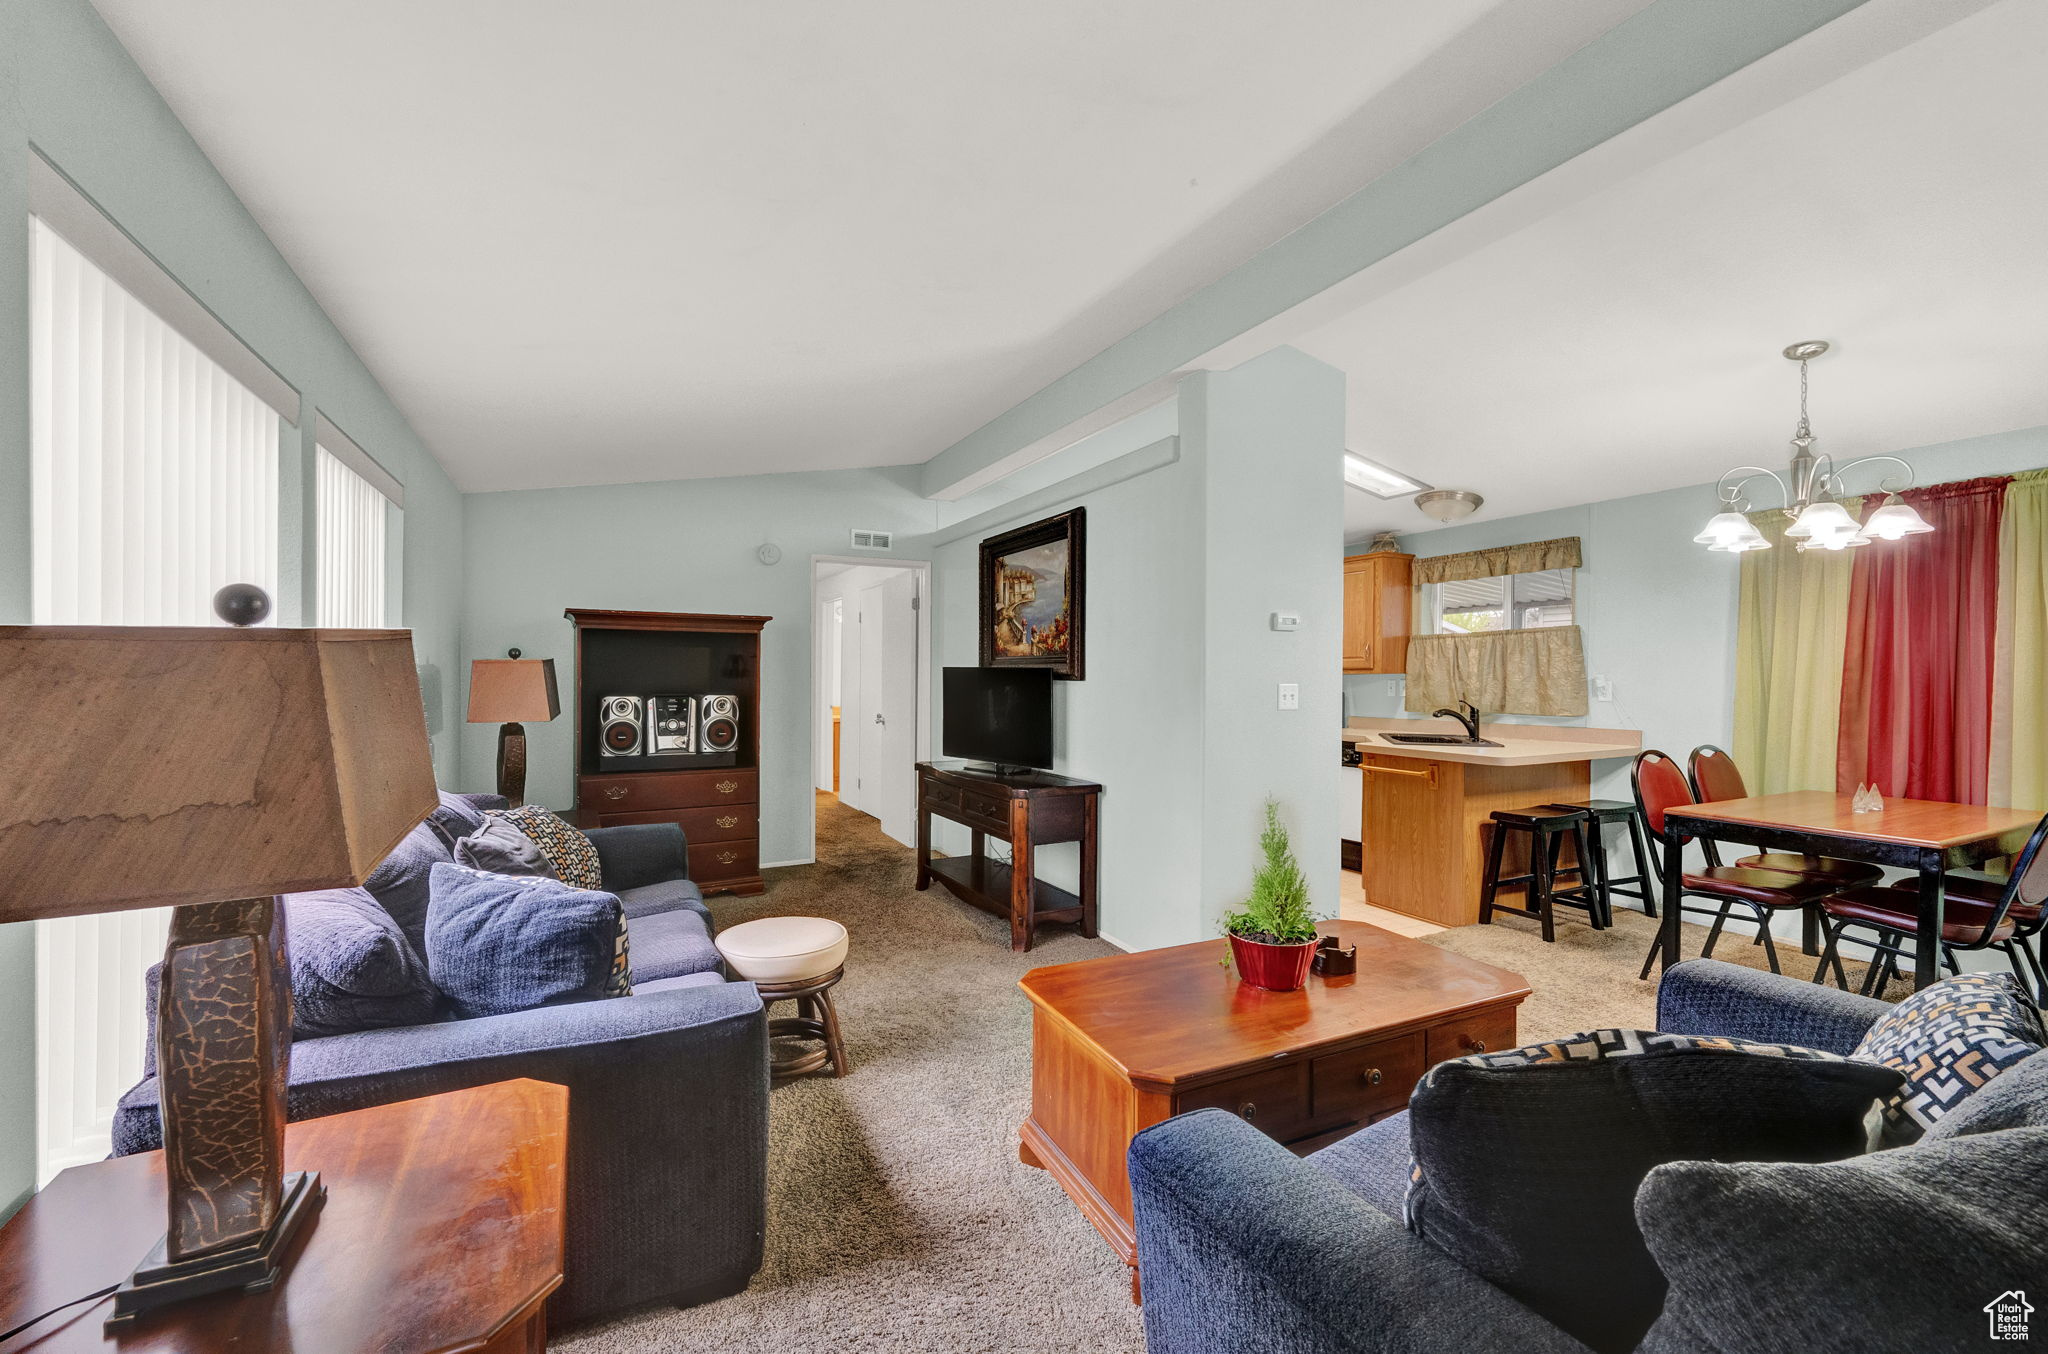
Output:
496 721 528 806
108 1170 325 1323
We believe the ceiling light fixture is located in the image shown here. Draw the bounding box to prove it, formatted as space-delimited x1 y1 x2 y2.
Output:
1414 489 1483 522
1344 452 1430 499
1696 341 1934 554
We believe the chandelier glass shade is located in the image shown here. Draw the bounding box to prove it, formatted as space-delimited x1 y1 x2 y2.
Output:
1696 341 1933 555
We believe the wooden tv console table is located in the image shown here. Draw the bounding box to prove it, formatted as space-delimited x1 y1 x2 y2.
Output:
914 761 1099 952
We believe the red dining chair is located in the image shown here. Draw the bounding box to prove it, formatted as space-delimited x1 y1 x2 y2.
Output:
1633 749 1838 981
1812 811 2048 999
1686 746 1884 889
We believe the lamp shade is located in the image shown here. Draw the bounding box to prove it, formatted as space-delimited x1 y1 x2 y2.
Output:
0 626 438 923
467 658 561 724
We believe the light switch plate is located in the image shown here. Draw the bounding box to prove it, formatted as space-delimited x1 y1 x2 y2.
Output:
1270 611 1301 632
1277 682 1299 710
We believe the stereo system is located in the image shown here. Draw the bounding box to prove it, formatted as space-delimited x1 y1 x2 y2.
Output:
599 692 742 759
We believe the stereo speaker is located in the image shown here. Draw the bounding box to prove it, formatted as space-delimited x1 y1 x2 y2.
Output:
697 694 740 753
599 695 645 757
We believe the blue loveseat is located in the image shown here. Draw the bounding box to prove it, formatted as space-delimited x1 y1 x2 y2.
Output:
1130 960 2048 1353
111 793 768 1327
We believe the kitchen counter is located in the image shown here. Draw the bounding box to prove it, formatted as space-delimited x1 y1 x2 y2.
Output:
1340 719 1639 767
1345 718 1641 927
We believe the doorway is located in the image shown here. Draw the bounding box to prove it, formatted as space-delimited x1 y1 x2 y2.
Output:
811 557 931 854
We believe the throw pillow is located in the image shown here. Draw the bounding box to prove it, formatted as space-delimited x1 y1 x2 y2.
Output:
279 886 440 1039
454 815 559 878
1403 1029 1904 1354
1634 1127 2048 1354
1851 971 2045 1145
487 805 604 891
423 790 492 850
424 862 631 1019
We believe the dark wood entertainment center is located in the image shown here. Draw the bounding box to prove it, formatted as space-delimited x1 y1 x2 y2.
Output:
565 608 768 896
915 761 1100 952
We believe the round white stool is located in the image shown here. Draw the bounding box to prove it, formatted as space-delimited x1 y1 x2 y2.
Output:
714 916 850 1078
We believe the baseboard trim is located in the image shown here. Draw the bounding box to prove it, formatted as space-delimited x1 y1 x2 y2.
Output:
760 858 813 870
1095 931 1132 952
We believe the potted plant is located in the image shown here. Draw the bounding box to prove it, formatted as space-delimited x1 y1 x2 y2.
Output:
1222 800 1324 992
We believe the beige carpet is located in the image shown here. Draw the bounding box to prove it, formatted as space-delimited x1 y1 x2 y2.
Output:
563 798 1892 1352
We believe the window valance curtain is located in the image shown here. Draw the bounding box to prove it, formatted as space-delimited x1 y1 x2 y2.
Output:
1404 626 1589 717
1414 536 1582 585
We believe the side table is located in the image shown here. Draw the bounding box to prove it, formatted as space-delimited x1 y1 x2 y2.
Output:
0 1079 567 1352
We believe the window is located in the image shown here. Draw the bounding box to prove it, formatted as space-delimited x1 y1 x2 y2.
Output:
1435 568 1575 635
317 445 387 626
30 210 286 1181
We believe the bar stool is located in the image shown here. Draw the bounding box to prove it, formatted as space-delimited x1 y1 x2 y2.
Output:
715 916 852 1078
1539 799 1658 919
1479 806 1603 942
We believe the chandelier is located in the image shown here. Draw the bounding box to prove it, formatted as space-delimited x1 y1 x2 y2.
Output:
1693 341 1934 553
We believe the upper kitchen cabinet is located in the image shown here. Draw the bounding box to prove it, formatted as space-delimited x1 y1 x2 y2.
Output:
1342 551 1413 674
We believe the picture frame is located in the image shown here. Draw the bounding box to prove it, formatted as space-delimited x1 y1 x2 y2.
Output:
979 507 1085 680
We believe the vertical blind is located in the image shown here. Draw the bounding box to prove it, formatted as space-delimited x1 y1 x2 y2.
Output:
317 445 387 627
29 215 282 1182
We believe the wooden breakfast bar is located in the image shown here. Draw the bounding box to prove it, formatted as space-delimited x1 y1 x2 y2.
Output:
1346 718 1642 926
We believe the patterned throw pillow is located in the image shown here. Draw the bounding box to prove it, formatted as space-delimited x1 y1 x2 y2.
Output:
1851 972 2045 1145
487 805 604 891
1402 1028 1903 1354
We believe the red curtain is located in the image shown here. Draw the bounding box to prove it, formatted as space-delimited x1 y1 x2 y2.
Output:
1837 476 2006 802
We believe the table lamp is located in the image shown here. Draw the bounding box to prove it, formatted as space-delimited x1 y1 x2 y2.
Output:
0 585 438 1324
466 650 560 805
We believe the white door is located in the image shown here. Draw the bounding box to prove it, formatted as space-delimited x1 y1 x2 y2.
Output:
839 591 865 811
858 573 920 845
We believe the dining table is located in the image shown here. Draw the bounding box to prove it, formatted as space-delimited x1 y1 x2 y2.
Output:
1657 791 2043 991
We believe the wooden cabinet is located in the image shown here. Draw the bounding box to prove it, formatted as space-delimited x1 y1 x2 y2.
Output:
1342 550 1413 673
565 609 768 896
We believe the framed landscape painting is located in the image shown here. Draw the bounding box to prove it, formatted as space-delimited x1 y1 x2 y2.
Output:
979 508 1085 680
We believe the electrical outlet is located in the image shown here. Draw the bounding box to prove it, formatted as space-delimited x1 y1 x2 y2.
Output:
1277 682 1299 711
1592 675 1615 702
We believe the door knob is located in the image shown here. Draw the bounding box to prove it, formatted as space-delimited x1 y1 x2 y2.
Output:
875 713 886 726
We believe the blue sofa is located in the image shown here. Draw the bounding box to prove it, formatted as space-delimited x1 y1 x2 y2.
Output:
1130 960 2048 1354
111 793 769 1327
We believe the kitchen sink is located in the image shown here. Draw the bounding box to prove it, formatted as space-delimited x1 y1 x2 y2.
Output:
1380 732 1502 747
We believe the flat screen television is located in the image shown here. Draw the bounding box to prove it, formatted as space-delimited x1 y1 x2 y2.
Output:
942 667 1053 771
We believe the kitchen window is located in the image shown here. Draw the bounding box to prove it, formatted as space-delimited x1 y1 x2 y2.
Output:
1433 568 1575 635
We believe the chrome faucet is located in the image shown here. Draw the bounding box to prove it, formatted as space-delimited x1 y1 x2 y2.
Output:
1431 699 1482 741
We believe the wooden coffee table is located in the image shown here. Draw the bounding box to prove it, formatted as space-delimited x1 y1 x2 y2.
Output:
1018 920 1528 1293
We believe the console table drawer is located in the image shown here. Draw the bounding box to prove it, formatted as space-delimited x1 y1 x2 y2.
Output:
1173 1064 1314 1143
955 795 1012 836
582 769 758 812
1310 1033 1425 1123
692 838 759 884
1426 1007 1519 1065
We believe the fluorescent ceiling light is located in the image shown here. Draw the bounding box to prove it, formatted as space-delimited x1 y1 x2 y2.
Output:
1344 452 1430 498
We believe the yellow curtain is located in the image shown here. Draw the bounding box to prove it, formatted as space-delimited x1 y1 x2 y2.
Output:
1732 502 1860 794
1404 626 1588 717
1990 470 2048 810
1414 536 1582 585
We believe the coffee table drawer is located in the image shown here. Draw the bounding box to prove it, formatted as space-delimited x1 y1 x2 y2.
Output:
1310 1033 1425 1123
1173 1064 1314 1143
1426 1007 1519 1065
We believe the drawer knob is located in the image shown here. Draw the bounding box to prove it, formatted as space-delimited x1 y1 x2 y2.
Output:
716 780 739 795
1236 1102 1257 1122
716 849 739 865
716 815 739 829
1463 1038 1488 1054
603 786 627 801
1360 1068 1383 1087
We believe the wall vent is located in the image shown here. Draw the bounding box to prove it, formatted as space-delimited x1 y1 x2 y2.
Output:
850 529 892 551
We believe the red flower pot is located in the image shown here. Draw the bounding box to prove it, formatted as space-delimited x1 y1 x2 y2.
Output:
1228 932 1318 992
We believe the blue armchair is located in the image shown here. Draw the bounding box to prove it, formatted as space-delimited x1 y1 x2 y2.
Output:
112 796 768 1327
1128 961 1900 1354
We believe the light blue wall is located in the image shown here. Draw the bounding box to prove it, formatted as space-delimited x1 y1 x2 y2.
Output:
0 0 468 1218
459 466 938 865
1351 423 2048 811
928 349 1346 950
